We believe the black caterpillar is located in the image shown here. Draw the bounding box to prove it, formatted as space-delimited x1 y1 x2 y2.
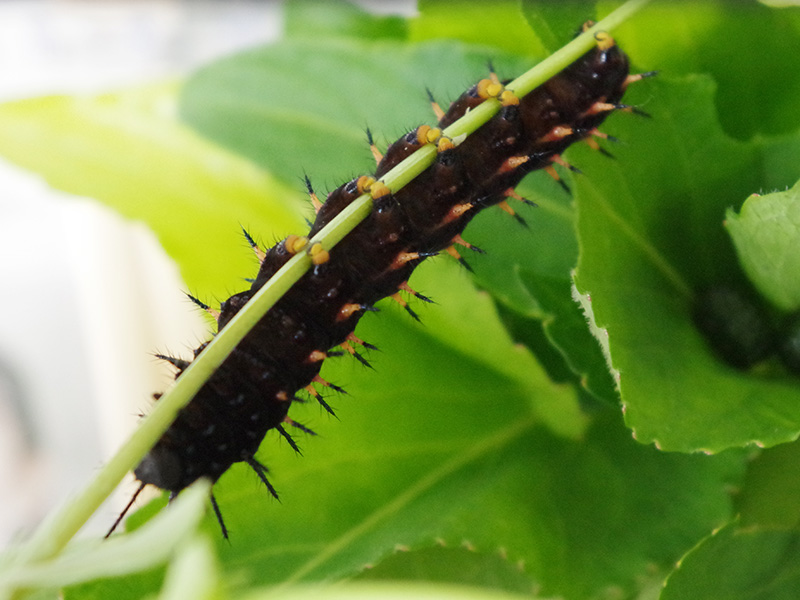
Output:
694 284 800 374
108 24 651 538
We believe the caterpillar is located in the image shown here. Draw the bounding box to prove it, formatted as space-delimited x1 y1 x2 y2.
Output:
694 284 800 374
107 23 651 538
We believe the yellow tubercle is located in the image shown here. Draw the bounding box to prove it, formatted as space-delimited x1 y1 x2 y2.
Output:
476 78 494 99
499 90 519 106
370 180 391 199
436 136 455 152
356 175 375 193
309 243 330 265
424 127 442 144
286 235 309 254
416 125 432 144
594 30 615 51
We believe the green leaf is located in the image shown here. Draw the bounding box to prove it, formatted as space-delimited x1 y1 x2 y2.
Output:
350 259 587 441
0 480 208 591
179 39 534 186
573 74 800 453
0 84 306 295
661 522 800 600
465 174 577 314
736 439 800 529
58 261 741 600
525 275 619 403
461 171 617 404
241 581 541 600
410 0 546 56
87 375 739 600
354 546 538 595
726 183 800 312
160 535 221 600
610 0 800 139
212 408 739 600
521 0 597 52
1 2 777 599
284 0 408 41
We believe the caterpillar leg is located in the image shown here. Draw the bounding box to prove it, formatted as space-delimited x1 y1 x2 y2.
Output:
304 175 324 213
304 384 337 416
209 491 229 539
504 187 537 208
312 374 347 395
243 455 279 500
347 332 378 351
338 340 372 368
241 226 266 262
155 353 191 371
445 245 474 273
624 70 658 89
286 418 316 436
276 424 301 454
390 291 421 322
543 165 571 196
340 332 377 368
451 233 485 255
551 154 582 175
186 293 220 319
367 128 383 164
104 481 146 538
584 128 617 158
497 200 529 228
399 281 434 303
426 88 445 121
275 419 316 454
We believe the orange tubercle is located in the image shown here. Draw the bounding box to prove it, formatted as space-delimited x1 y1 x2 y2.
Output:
442 202 473 225
538 125 574 143
336 302 363 322
583 101 617 117
498 155 529 174
391 251 422 269
306 350 327 363
286 235 308 254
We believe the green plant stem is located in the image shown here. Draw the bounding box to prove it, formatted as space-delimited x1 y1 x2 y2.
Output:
8 0 650 588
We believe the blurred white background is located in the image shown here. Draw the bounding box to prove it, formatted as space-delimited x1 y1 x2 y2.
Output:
0 0 413 547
